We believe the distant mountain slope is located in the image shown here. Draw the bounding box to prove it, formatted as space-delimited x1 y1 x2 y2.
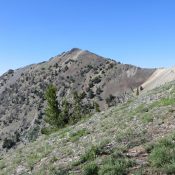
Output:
141 67 175 92
0 48 155 152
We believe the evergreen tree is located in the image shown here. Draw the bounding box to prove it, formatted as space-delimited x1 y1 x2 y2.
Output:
136 87 139 96
61 98 70 124
105 94 115 107
71 91 82 123
93 101 100 112
44 84 64 128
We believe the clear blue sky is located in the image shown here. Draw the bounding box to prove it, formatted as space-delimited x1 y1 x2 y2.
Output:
0 0 175 75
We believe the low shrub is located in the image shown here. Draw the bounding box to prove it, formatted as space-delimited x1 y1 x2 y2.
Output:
2 138 16 149
141 114 153 124
83 162 99 175
80 145 101 163
69 129 88 142
149 136 175 174
149 98 175 109
99 156 133 175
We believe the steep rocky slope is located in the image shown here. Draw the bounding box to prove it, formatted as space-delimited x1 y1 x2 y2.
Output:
0 48 154 152
1 79 175 175
141 66 175 92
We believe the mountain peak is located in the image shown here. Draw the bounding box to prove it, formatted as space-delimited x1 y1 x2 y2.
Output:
68 48 82 54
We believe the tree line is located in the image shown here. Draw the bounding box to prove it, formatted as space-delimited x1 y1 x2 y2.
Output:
44 84 100 131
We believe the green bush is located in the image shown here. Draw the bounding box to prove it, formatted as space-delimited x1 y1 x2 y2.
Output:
93 102 100 112
77 141 110 165
41 127 59 135
92 76 101 84
50 168 69 175
149 137 175 173
70 129 88 142
96 87 103 95
80 146 100 163
99 157 133 175
54 170 69 175
105 94 115 107
2 137 16 149
149 98 175 109
73 144 104 166
83 162 99 175
88 89 95 99
141 114 153 123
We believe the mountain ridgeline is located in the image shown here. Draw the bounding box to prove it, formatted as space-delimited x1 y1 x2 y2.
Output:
0 48 155 152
